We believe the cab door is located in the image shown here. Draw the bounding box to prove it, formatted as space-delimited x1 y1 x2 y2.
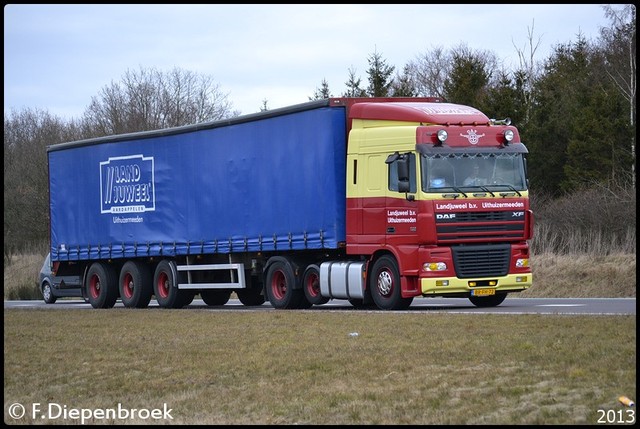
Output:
385 152 418 245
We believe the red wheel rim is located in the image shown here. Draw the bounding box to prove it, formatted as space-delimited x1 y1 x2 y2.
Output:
271 269 287 300
89 274 101 299
306 271 320 298
156 272 170 299
122 273 134 299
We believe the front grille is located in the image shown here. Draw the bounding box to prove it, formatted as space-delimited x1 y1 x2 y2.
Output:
451 244 510 278
436 210 526 242
450 211 515 222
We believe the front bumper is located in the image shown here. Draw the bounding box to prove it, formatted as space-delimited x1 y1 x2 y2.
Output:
421 273 532 296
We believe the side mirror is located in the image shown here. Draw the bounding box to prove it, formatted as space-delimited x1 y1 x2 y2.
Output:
386 152 412 195
397 155 409 182
397 154 410 194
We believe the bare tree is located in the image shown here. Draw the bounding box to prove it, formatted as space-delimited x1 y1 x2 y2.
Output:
81 66 236 137
4 109 71 258
406 45 451 99
600 4 636 188
512 19 543 127
390 65 417 97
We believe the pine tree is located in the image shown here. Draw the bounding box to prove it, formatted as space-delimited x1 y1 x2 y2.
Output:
309 78 332 100
442 45 491 107
342 67 367 97
365 49 395 97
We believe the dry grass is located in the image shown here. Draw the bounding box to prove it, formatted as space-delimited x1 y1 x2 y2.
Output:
522 252 636 298
4 253 44 300
3 310 636 425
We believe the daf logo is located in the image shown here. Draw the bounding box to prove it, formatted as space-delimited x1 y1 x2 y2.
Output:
460 129 485 145
512 211 525 217
436 213 456 219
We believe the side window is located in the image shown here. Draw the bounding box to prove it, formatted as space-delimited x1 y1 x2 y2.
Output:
388 153 417 193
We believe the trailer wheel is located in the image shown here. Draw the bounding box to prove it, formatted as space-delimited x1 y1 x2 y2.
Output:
265 260 303 309
177 291 196 307
303 264 329 306
153 260 191 308
237 287 266 306
86 262 118 309
469 293 507 307
119 261 153 308
201 290 231 306
370 255 413 310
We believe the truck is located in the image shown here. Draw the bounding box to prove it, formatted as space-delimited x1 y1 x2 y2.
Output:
47 97 533 310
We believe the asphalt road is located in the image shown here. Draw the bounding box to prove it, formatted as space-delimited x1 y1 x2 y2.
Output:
4 297 636 315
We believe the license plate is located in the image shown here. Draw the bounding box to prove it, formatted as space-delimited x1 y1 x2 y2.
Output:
471 288 495 296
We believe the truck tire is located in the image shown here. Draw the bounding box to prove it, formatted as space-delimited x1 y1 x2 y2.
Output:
265 260 304 309
348 284 374 309
302 264 329 306
237 288 266 306
119 261 153 308
178 291 196 307
153 260 191 309
369 255 413 310
201 290 231 306
86 262 119 309
469 293 507 307
348 297 376 309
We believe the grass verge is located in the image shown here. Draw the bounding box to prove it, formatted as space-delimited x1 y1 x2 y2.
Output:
4 309 636 425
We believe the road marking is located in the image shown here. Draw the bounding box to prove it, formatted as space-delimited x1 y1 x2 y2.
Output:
536 304 585 307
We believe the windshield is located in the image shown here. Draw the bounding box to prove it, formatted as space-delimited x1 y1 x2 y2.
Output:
421 152 527 193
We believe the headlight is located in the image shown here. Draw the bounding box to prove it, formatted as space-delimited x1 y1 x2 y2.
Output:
423 262 447 271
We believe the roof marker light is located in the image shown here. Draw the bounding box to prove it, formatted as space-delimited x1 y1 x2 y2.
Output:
504 129 514 144
437 129 448 143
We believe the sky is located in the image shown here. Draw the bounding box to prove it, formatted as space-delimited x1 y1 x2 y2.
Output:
4 4 614 119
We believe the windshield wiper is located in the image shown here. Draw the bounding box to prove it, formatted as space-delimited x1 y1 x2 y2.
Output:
461 185 496 197
448 186 468 198
479 186 496 197
433 186 468 198
488 184 522 196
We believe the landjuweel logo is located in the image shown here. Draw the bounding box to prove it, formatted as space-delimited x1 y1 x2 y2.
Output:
460 129 485 145
100 155 155 214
